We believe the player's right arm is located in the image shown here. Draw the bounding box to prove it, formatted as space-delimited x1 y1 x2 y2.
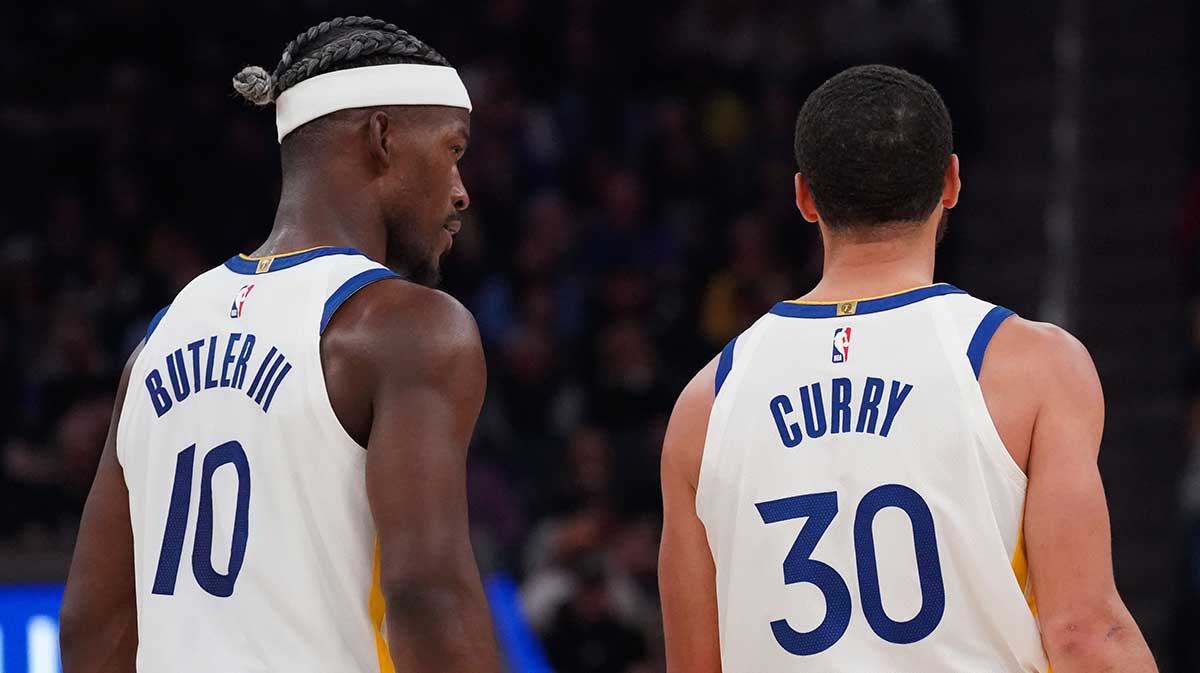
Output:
659 356 723 673
321 281 500 673
1006 320 1158 673
60 346 140 673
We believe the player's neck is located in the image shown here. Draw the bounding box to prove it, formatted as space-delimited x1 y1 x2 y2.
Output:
801 231 936 303
252 174 386 261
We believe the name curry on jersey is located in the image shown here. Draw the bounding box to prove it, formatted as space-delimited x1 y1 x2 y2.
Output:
143 332 293 416
769 377 914 447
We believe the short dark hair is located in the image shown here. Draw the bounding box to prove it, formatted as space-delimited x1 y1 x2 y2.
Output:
793 65 952 230
232 16 450 108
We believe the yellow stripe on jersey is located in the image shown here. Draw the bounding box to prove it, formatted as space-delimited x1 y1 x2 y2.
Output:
785 282 950 305
1010 525 1039 617
237 245 334 261
1012 523 1053 673
370 542 396 673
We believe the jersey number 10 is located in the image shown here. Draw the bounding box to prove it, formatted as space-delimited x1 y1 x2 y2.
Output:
151 441 251 598
756 484 945 655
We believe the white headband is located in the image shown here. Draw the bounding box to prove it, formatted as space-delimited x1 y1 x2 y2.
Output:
274 63 472 142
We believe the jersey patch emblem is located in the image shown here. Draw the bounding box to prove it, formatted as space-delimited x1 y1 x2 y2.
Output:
832 327 851 363
230 284 255 318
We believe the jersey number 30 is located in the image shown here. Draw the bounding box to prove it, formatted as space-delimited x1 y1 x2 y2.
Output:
151 441 251 598
756 484 944 655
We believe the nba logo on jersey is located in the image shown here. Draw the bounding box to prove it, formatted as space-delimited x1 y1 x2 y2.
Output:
230 284 255 318
832 327 851 363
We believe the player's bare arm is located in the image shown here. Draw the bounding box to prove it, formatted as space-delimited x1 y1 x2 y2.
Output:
322 279 500 673
659 356 722 673
985 317 1157 673
60 346 142 673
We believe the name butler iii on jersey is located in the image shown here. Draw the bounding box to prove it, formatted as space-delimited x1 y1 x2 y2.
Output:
60 17 501 673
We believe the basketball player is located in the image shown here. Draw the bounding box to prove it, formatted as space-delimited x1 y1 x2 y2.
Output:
659 65 1158 673
59 17 500 673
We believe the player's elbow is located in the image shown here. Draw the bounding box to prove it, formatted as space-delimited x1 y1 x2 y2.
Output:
1043 616 1123 659
1041 607 1154 671
380 560 480 633
58 607 83 665
58 599 97 670
383 577 468 621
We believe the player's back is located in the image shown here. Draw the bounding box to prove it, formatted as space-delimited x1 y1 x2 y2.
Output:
117 247 400 672
698 283 1049 672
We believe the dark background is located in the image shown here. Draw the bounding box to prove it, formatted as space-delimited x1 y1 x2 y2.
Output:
1 1 1197 671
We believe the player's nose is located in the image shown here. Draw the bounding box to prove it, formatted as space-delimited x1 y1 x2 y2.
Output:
451 168 470 212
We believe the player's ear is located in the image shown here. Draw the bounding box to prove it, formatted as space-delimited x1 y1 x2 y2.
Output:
795 173 820 223
367 110 393 171
942 154 961 210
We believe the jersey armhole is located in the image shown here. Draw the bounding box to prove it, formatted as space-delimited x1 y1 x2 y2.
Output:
145 303 171 342
307 266 402 454
929 300 1029 488
319 268 400 334
696 321 767 525
714 336 738 396
967 306 1015 379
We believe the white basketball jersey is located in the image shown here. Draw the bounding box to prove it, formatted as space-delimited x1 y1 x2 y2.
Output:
116 247 403 673
697 284 1050 673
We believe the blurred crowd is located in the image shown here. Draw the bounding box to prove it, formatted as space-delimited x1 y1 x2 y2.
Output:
1175 170 1200 670
0 1 972 671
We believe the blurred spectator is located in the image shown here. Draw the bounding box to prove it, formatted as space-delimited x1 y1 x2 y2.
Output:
542 555 650 673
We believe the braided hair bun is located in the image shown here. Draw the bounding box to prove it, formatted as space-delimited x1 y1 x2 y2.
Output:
232 66 274 106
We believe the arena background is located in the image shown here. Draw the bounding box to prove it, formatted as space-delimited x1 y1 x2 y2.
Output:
1 1 1198 671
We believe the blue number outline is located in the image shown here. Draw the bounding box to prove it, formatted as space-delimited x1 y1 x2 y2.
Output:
755 491 853 655
151 440 251 598
192 440 252 598
853 484 945 644
756 484 945 655
152 444 195 595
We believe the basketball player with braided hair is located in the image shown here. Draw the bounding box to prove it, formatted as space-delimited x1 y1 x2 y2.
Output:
60 17 499 672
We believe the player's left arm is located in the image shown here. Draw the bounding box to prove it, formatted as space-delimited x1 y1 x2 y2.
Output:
659 356 722 673
1016 322 1158 673
60 345 141 673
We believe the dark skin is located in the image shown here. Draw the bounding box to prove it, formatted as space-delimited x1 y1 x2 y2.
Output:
60 104 501 672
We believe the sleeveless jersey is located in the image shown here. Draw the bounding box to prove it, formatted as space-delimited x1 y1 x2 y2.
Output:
116 247 402 673
697 284 1049 673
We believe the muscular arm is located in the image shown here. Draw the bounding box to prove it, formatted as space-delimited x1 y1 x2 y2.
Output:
659 357 722 673
60 346 141 673
1011 322 1157 673
323 282 499 672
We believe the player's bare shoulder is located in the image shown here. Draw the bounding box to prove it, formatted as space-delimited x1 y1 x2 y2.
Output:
319 277 485 445
662 356 720 490
979 315 1104 467
984 316 1101 401
327 279 480 354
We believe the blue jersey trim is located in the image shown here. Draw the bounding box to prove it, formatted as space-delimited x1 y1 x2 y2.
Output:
223 246 367 275
769 284 966 319
715 336 738 396
319 268 400 334
145 304 171 341
967 306 1015 379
